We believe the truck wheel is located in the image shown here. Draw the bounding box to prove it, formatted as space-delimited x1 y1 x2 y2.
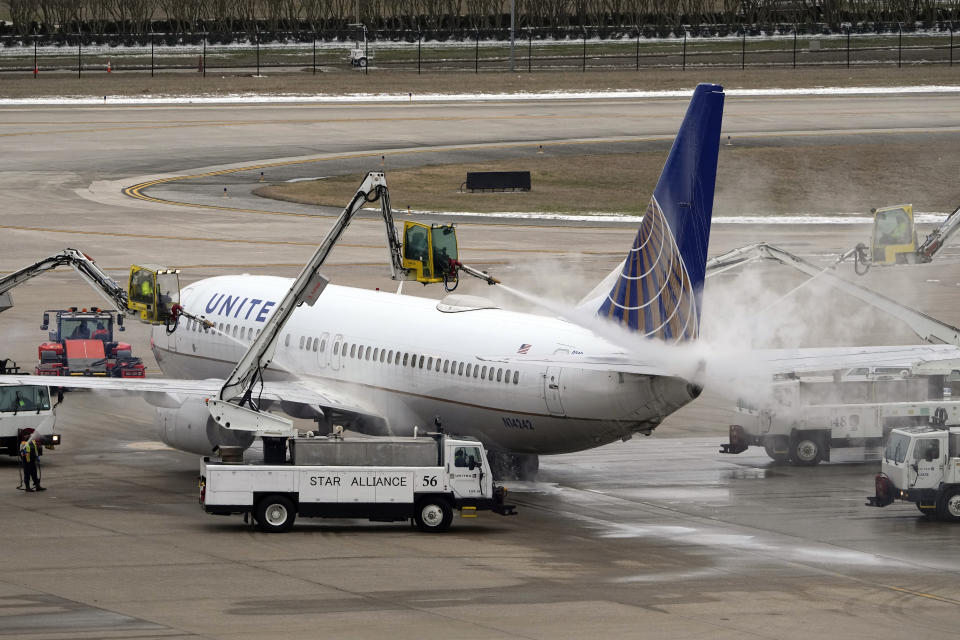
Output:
414 498 452 532
937 488 960 522
358 57 368 68
255 495 296 533
791 437 822 466
763 443 789 463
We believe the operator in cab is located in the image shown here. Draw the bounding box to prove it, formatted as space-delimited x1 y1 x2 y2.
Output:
70 321 90 339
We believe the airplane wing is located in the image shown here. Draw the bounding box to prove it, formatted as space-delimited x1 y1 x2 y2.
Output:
0 374 379 417
479 344 960 379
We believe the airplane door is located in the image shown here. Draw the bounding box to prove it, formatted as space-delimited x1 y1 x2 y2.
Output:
544 367 564 416
330 334 342 371
317 332 330 369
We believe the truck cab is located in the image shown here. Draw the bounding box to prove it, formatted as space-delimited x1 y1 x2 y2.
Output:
36 307 145 377
0 384 61 455
868 425 960 521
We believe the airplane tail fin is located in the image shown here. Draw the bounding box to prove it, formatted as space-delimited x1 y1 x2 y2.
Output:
596 83 724 341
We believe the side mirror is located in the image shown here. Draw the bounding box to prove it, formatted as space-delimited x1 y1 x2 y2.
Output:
41 313 49 330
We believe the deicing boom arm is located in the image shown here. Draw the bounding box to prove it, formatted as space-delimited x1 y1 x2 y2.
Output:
0 248 127 313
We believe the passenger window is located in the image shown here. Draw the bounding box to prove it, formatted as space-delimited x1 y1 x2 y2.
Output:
488 368 495 381
435 359 441 372
350 344 356 357
418 355 425 368
443 360 449 373
403 353 409 366
299 336 305 349
319 339 326 352
357 344 364 358
380 349 386 363
373 348 379 361
313 338 319 352
458 362 464 376
306 337 313 350
248 327 254 340
513 370 519 384
218 323 224 332
256 329 261 337
427 357 434 370
497 368 503 382
481 366 487 379
334 342 339 355
387 350 393 364
504 369 510 383
284 334 290 347
365 346 371 360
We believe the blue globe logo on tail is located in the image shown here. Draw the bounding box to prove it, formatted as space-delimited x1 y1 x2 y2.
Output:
598 84 724 341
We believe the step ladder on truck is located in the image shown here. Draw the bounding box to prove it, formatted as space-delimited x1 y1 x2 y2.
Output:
199 171 511 532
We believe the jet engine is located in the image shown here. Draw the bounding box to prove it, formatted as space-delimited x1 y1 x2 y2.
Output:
154 395 255 455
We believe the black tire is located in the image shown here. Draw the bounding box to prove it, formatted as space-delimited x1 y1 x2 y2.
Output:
358 57 368 68
791 436 823 466
254 495 296 533
764 443 789 463
937 487 960 523
414 498 452 532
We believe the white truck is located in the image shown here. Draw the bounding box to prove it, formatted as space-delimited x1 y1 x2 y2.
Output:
200 432 516 533
867 425 960 521
722 365 960 465
0 365 62 456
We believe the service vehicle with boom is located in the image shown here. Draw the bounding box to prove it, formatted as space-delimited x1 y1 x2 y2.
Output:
200 430 516 532
35 307 145 377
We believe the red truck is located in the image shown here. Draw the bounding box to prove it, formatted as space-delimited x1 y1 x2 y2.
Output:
36 307 145 377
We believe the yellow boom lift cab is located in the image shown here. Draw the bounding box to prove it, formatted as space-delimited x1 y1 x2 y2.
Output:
401 222 460 287
127 265 181 325
870 205 917 265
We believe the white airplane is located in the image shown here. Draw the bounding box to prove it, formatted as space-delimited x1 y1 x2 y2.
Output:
5 83 960 478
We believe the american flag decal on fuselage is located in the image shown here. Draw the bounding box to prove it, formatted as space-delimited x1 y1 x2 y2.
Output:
598 196 698 342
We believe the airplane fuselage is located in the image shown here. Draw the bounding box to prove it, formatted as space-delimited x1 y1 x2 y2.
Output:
151 275 697 455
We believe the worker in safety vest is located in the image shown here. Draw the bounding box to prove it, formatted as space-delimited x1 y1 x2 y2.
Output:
140 276 153 301
18 433 45 492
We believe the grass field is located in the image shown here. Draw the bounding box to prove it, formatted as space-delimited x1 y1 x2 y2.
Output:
255 139 960 216
2 64 959 99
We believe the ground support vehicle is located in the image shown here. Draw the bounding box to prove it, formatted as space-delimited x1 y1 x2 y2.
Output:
200 432 516 532
867 425 960 521
35 307 145 377
838 203 960 274
0 374 61 455
722 365 960 465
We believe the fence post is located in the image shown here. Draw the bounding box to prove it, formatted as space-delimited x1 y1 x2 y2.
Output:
741 28 746 69
418 30 421 75
364 27 368 75
203 35 207 77
256 28 260 75
34 37 37 78
683 30 687 71
636 29 639 70
77 35 81 79
846 27 850 68
951 25 954 67
793 26 797 68
898 22 902 68
528 29 532 72
582 30 586 72
313 33 316 74
150 33 154 76
475 28 479 73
